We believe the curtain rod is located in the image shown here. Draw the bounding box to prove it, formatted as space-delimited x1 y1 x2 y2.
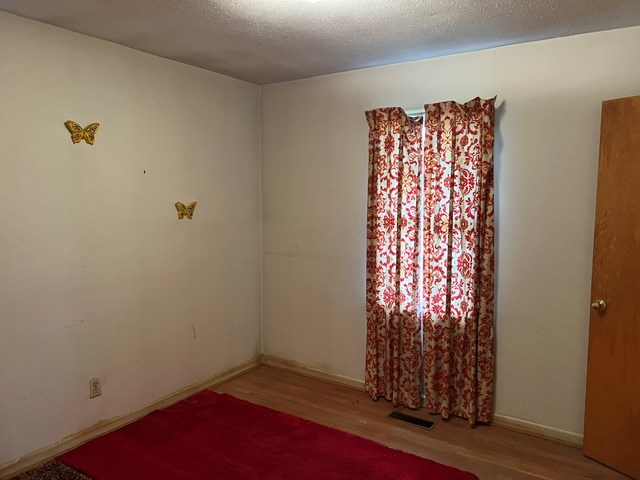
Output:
404 108 425 117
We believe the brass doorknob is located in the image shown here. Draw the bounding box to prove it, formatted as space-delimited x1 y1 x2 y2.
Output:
591 300 607 312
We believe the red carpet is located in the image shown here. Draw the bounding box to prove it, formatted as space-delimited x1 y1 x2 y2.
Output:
60 390 477 480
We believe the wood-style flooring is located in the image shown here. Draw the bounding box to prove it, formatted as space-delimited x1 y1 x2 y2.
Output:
212 366 626 480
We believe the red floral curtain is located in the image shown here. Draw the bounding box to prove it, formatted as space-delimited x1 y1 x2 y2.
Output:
364 107 423 408
365 98 496 423
422 98 495 423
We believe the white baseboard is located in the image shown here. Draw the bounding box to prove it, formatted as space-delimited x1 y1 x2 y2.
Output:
1 354 584 479
261 355 365 390
261 355 584 447
0 356 261 480
492 414 583 447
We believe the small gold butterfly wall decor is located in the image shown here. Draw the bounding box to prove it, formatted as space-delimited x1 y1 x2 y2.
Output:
64 120 100 145
175 201 197 220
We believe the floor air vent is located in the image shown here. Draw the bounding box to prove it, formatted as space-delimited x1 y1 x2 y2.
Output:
389 411 436 430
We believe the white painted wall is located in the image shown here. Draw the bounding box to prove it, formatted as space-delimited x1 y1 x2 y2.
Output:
0 13 261 464
2 9 640 463
261 26 640 437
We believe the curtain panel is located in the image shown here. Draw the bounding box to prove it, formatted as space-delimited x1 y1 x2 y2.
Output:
365 98 496 423
422 98 496 423
364 107 424 408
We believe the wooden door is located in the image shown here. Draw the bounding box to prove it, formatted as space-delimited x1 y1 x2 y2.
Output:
584 95 640 479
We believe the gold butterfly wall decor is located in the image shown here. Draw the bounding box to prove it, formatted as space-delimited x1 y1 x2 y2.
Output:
175 201 197 220
64 120 100 145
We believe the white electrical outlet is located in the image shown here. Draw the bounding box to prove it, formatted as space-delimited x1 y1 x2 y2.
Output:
89 377 102 399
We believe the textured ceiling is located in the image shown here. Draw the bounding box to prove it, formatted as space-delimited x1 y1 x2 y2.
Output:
1 0 640 84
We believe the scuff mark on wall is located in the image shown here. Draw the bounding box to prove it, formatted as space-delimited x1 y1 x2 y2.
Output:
57 319 85 330
23 390 48 400
263 251 333 260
